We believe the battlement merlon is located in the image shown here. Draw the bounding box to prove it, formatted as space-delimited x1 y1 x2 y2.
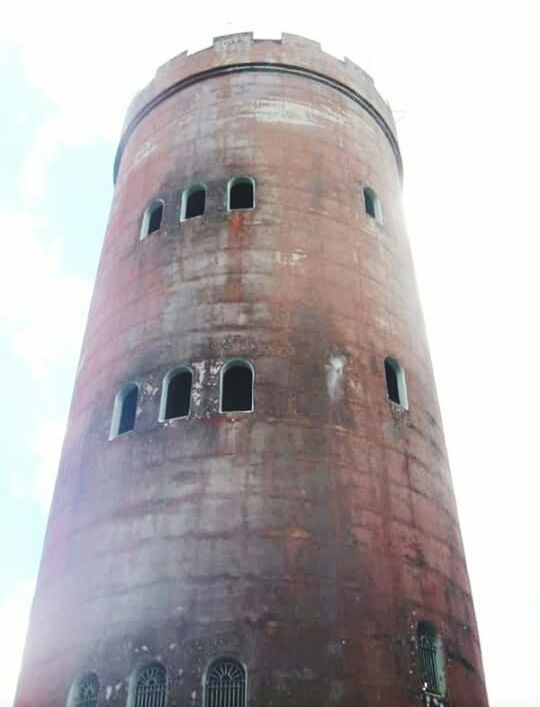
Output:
115 33 400 183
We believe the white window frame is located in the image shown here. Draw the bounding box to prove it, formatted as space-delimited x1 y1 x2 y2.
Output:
363 186 383 224
219 359 255 413
180 183 207 221
227 176 256 211
109 382 139 439
140 199 165 239
384 356 408 410
159 366 193 421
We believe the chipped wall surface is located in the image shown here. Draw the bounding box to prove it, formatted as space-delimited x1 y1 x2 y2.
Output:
15 34 489 707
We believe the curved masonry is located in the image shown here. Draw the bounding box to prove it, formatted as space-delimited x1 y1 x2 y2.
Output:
113 62 403 183
15 32 489 707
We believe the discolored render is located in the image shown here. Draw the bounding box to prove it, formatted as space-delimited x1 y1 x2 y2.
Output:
15 33 489 707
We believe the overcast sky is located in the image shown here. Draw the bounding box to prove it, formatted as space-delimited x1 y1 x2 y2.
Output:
1 1 539 705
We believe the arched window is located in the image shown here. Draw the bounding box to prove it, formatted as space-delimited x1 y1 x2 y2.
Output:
205 659 246 707
141 200 164 239
110 383 138 438
363 187 382 224
182 184 206 220
133 663 167 707
228 177 255 210
417 621 446 696
384 356 408 410
160 367 192 420
220 360 254 413
69 672 99 707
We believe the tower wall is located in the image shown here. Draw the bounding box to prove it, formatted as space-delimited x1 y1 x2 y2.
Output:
15 33 489 707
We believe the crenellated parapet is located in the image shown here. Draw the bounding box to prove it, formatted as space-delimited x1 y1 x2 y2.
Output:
115 32 400 182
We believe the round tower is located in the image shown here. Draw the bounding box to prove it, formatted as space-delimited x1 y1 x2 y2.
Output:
15 33 489 707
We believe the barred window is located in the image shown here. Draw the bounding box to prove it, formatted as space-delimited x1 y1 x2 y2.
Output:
417 621 446 696
134 663 167 707
69 672 99 707
205 659 246 707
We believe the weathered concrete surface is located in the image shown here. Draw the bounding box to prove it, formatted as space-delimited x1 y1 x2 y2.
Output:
15 33 489 707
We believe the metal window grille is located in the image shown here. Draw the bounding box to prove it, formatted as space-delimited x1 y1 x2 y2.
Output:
417 623 441 694
72 673 99 707
205 659 246 707
134 664 167 707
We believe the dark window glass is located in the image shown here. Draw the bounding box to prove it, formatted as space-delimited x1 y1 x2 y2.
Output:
118 385 137 434
229 179 254 210
164 369 192 419
185 187 206 219
384 358 400 405
205 659 246 707
148 202 163 234
364 187 376 218
221 362 253 412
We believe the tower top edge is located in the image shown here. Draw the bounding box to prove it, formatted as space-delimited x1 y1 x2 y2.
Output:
157 32 374 85
123 32 394 131
115 32 401 183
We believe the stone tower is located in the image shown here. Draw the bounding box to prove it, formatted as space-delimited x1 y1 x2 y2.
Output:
15 33 489 707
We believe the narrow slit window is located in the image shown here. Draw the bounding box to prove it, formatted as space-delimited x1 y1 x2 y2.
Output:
228 177 255 210
183 185 206 220
220 360 254 413
205 659 246 707
141 200 164 238
384 356 408 410
417 621 446 696
363 187 382 223
69 673 99 707
161 368 192 420
133 663 167 707
110 383 138 438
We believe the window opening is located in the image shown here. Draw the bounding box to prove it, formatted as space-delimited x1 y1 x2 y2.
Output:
111 383 138 438
363 187 382 223
134 663 167 707
70 673 99 707
417 622 445 696
184 185 206 219
384 356 408 410
205 659 246 707
229 178 255 210
162 368 192 420
221 361 254 413
141 201 164 238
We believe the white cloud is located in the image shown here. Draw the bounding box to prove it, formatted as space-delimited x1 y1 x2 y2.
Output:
0 208 92 375
0 583 34 707
32 421 65 512
9 418 65 512
19 119 64 202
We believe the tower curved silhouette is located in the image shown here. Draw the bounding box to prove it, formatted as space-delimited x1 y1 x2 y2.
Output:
15 33 489 707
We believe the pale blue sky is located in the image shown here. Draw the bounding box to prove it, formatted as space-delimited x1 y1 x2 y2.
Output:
1 1 539 705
